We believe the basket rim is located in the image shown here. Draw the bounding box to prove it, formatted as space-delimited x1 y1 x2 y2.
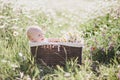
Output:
29 41 84 47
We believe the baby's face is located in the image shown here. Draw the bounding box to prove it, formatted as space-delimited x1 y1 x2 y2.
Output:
27 27 45 42
28 32 45 42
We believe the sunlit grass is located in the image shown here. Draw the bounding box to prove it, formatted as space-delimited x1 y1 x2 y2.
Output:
0 0 120 80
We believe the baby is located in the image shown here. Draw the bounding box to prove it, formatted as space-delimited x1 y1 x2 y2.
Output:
26 25 60 43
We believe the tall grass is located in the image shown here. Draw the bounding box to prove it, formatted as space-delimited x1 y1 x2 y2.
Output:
0 0 120 80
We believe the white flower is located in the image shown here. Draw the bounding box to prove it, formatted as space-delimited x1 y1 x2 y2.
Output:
118 65 120 68
1 59 7 63
11 64 18 68
0 25 5 29
64 72 71 77
18 52 23 57
100 28 104 31
20 72 24 78
13 31 19 36
40 69 43 72
108 20 112 23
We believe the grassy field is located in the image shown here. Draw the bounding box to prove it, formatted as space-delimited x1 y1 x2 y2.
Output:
0 0 120 80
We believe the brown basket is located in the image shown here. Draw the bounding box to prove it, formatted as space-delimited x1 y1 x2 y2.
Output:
30 42 83 66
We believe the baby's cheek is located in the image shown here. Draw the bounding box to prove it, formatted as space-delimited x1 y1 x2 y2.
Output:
30 38 35 41
36 38 42 42
33 36 41 42
27 35 31 39
28 36 36 42
28 36 33 41
35 37 43 42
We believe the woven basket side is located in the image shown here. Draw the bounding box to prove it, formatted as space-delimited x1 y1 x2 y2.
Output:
31 45 82 66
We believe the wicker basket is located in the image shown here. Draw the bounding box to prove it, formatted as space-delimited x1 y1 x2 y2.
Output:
30 42 83 66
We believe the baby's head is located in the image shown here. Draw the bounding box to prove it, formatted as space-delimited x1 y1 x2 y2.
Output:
27 25 45 42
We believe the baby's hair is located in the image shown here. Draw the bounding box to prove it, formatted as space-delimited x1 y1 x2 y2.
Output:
26 25 44 35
